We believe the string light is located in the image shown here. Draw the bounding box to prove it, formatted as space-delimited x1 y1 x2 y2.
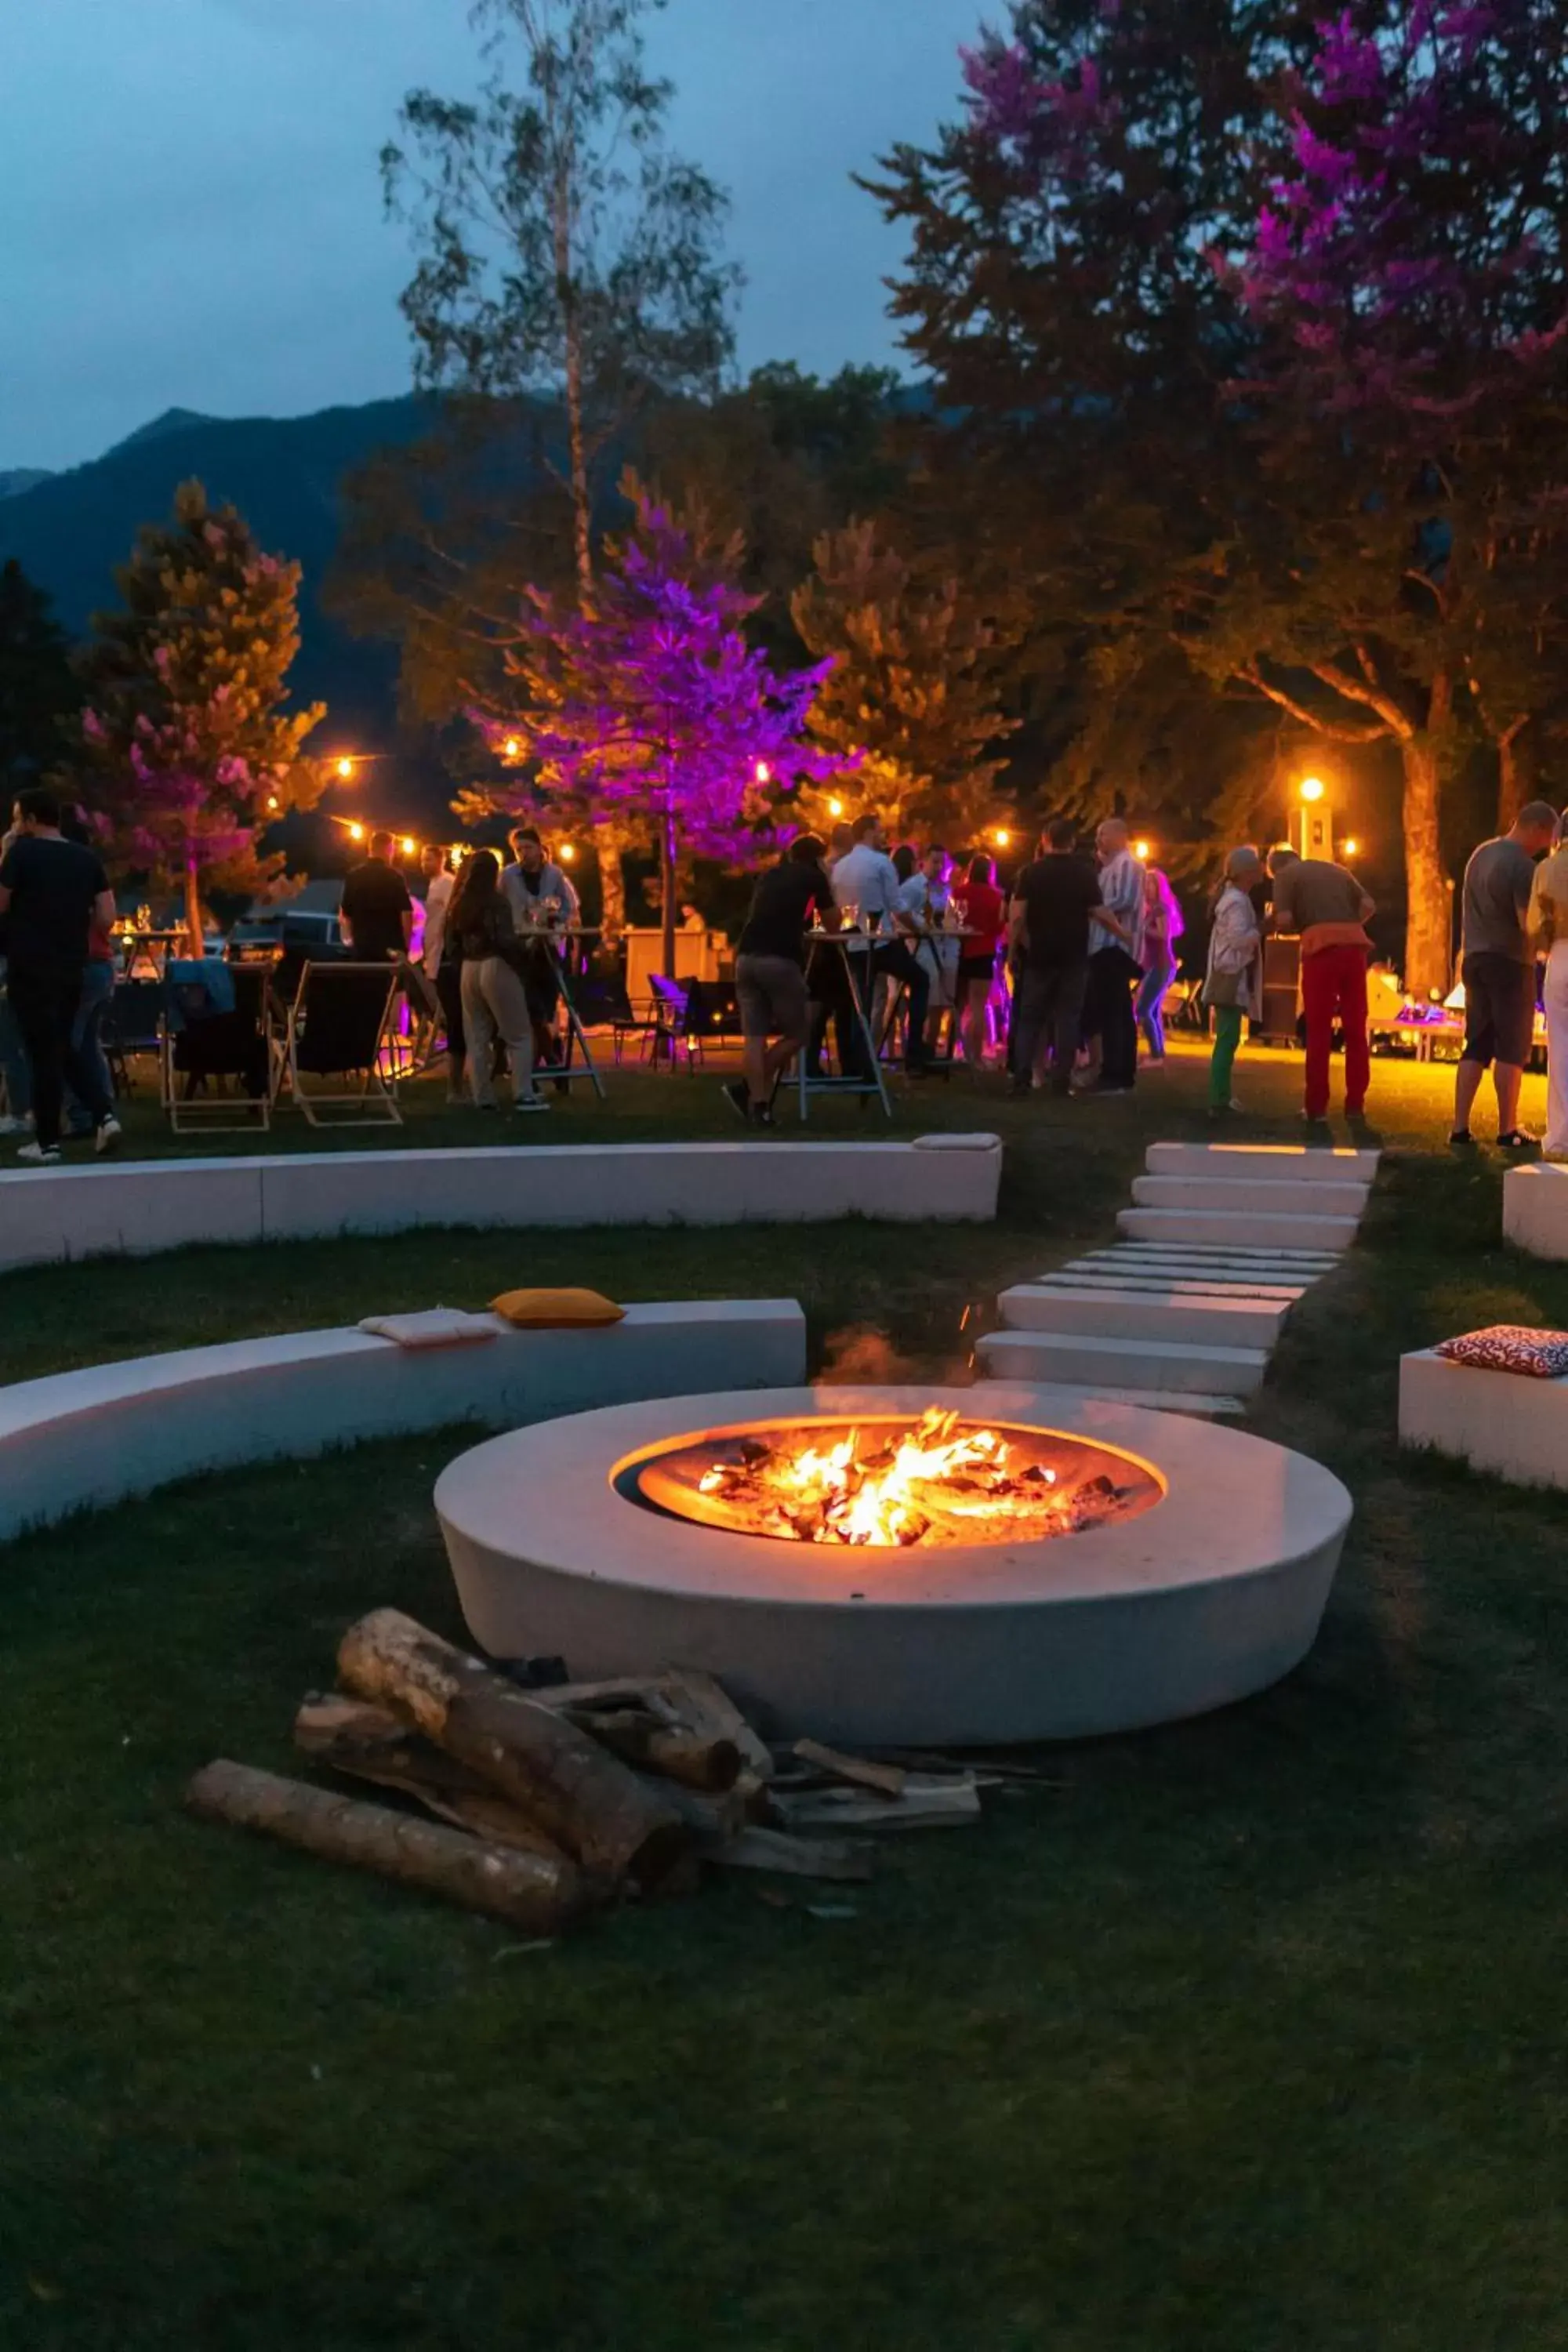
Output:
347 821 365 843
828 796 845 818
503 736 521 760
266 794 280 812
400 836 416 858
754 759 771 785
992 828 1011 849
1300 775 1326 803
1134 839 1152 861
336 757 355 781
1342 837 1360 858
559 843 577 862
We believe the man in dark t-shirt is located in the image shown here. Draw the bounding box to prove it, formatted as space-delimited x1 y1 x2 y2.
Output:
0 787 120 1162
730 833 840 1123
1007 818 1123 1096
340 833 414 965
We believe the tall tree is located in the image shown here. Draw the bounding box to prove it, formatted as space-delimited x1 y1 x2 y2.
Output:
1222 0 1568 971
789 517 1021 843
383 0 739 932
74 483 325 953
876 0 1568 990
477 482 833 974
0 560 81 793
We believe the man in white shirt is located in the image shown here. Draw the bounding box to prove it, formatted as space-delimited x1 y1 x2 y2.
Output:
1083 818 1144 1092
830 814 931 1073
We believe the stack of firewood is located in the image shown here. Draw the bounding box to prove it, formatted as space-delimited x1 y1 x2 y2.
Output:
185 1608 1014 1936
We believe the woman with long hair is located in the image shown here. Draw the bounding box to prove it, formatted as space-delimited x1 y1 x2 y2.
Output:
1203 847 1264 1117
1135 863 1185 1067
445 849 548 1112
953 851 1007 1067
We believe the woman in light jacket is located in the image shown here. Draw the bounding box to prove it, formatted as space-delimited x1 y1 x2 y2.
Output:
1204 846 1265 1116
1529 821 1568 1156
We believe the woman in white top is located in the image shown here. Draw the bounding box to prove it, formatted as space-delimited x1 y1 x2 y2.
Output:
1203 846 1264 1116
1530 820 1568 1156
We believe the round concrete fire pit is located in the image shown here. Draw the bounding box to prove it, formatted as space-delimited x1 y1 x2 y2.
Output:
434 1383 1352 1745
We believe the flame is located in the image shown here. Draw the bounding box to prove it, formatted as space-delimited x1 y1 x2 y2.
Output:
696 1408 1065 1548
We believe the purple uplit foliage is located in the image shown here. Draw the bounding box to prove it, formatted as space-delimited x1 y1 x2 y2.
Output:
1234 0 1568 416
485 491 839 867
960 34 1120 178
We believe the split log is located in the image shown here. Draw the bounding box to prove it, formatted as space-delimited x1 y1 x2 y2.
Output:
710 1827 873 1882
336 1611 687 1892
186 1759 590 1934
631 1772 750 1853
792 1739 908 1798
570 1705 741 1793
659 1669 775 1783
292 1695 571 1863
770 1775 982 1832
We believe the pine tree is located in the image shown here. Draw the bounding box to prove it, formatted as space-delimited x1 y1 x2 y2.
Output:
74 482 325 952
789 519 1020 844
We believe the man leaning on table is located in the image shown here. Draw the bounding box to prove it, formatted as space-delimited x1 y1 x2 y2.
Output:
829 813 931 1076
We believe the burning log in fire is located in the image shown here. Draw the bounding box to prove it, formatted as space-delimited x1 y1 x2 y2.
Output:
690 1407 1134 1548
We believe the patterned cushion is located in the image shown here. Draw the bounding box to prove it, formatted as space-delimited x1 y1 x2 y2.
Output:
1435 1325 1568 1378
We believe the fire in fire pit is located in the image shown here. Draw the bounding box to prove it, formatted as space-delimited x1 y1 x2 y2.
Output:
627 1408 1162 1548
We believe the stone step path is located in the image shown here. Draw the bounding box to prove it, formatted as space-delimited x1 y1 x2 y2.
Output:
977 1142 1380 1417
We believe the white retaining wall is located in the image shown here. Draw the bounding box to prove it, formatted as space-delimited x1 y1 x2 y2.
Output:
0 1136 1004 1276
0 1300 806 1543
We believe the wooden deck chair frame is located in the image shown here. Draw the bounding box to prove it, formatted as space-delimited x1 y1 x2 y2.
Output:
160 968 276 1135
279 960 403 1127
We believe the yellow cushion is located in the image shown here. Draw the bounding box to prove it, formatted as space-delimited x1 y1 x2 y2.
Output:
489 1287 626 1329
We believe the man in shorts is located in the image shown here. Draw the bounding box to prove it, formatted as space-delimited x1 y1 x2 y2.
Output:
1452 801 1559 1149
728 833 839 1125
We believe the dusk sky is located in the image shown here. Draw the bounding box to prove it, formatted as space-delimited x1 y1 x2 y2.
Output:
2 0 985 476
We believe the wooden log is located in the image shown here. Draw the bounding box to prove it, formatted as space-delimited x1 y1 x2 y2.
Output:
570 1705 741 1793
659 1668 775 1782
792 1738 908 1798
292 1695 572 1863
186 1759 590 1934
336 1611 688 1892
630 1772 749 1853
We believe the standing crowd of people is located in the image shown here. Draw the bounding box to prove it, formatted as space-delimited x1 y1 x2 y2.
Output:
0 789 122 1166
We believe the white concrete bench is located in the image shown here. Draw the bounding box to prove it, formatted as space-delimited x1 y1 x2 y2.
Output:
1503 1163 1568 1261
1399 1347 1568 1492
0 1135 1004 1276
0 1299 806 1543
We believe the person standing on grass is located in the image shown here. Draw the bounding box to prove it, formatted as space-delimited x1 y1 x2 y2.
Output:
953 852 1007 1069
0 788 121 1166
728 833 839 1126
1204 847 1265 1118
419 844 465 1105
830 813 931 1076
1529 817 1568 1158
1007 818 1110 1098
1083 818 1146 1094
1135 864 1183 1068
1452 801 1559 1151
446 850 549 1114
1268 844 1376 1127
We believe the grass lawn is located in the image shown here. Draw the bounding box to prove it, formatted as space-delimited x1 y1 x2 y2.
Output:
5 1039 1568 2348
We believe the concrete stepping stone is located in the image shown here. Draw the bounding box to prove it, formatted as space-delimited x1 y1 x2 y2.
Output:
1118 1206 1360 1252
1145 1142 1379 1186
998 1283 1289 1348
1101 1242 1343 1267
1045 1268 1311 1302
977 1326 1269 1398
1131 1174 1371 1218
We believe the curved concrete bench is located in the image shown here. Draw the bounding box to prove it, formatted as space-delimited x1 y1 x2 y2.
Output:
1503 1163 1568 1261
0 1136 1004 1277
0 1300 805 1544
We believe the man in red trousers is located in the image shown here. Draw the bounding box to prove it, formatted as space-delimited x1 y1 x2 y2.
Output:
1269 845 1376 1126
